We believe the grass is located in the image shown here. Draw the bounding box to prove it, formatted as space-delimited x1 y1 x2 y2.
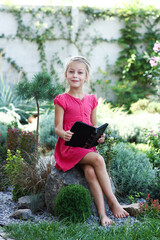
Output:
4 217 160 240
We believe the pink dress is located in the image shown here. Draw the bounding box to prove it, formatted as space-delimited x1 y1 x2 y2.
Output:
54 93 98 172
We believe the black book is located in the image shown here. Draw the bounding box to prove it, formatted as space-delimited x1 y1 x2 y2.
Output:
65 121 108 148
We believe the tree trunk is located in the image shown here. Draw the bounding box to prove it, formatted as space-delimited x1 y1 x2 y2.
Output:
35 99 40 160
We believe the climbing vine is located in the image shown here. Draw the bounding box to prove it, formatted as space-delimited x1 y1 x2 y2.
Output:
0 2 160 109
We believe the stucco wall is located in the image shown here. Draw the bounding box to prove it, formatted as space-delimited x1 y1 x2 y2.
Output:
0 6 146 99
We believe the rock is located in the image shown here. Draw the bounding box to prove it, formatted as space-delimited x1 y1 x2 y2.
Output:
10 209 34 220
121 203 140 216
45 165 115 216
18 194 45 213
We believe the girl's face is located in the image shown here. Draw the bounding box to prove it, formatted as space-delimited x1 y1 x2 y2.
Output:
65 61 87 89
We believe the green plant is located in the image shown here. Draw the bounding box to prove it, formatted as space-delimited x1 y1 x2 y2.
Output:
53 184 92 223
5 149 24 187
15 72 63 159
5 149 52 200
130 98 160 114
145 128 160 169
12 184 31 202
1 4 160 111
97 98 160 144
4 215 160 240
18 130 36 164
39 112 58 150
0 71 35 124
110 142 156 198
147 174 160 200
128 191 144 204
138 194 160 219
0 144 7 190
0 125 8 190
6 126 36 164
145 41 160 101
0 122 7 146
97 127 117 175
6 127 20 152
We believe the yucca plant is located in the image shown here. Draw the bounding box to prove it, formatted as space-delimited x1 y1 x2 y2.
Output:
0 71 36 124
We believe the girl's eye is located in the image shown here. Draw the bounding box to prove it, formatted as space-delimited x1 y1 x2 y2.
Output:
69 71 73 73
79 72 83 74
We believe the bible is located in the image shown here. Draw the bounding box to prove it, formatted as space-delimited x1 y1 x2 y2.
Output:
65 121 108 148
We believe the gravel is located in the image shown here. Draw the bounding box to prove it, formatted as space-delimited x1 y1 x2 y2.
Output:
0 190 139 229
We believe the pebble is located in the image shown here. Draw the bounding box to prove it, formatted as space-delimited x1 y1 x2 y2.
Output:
0 190 139 238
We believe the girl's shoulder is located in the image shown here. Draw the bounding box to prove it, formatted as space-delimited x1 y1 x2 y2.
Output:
85 94 98 108
54 93 68 101
54 93 68 109
85 93 98 101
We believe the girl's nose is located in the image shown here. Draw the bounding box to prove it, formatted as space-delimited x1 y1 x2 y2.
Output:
73 72 78 77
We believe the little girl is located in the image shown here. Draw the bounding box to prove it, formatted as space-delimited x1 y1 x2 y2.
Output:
54 56 129 226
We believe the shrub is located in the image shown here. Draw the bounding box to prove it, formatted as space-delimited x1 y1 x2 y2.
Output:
130 98 160 114
97 98 159 143
0 122 7 145
6 127 36 163
145 128 160 169
12 184 31 202
18 130 36 164
39 112 57 150
110 142 156 198
5 149 52 199
138 194 160 219
6 127 19 152
148 175 160 200
53 184 92 223
130 99 149 113
97 127 118 175
0 144 7 190
5 149 24 187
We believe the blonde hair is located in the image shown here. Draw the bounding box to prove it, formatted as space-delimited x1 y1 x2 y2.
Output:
64 56 91 78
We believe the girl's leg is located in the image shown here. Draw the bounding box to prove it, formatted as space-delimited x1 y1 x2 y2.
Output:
80 164 114 226
79 152 129 218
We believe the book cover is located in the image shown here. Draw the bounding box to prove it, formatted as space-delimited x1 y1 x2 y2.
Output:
65 121 108 148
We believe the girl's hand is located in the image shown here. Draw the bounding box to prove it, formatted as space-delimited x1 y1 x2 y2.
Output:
63 130 74 141
97 133 105 144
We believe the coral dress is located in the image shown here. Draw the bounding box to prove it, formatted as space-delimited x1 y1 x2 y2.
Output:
54 93 98 172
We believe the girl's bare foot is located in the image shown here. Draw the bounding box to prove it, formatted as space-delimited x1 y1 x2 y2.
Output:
108 199 129 218
100 214 115 226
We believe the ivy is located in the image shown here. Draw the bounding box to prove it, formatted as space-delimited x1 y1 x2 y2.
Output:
0 3 160 109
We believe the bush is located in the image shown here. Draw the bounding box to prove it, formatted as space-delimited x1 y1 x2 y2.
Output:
53 184 92 223
148 175 160 200
12 184 31 202
6 127 36 163
0 122 7 145
130 98 160 114
4 149 52 200
39 112 57 150
5 149 24 187
18 130 36 164
145 128 160 169
97 98 159 143
110 142 156 198
6 127 19 152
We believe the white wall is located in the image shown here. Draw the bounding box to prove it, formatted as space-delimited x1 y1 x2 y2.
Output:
0 6 146 99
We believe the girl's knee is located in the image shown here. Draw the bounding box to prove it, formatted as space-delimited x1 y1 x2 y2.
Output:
94 154 105 168
84 165 96 181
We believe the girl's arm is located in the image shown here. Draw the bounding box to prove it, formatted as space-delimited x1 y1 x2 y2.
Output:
90 106 97 128
55 104 73 141
91 106 105 143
